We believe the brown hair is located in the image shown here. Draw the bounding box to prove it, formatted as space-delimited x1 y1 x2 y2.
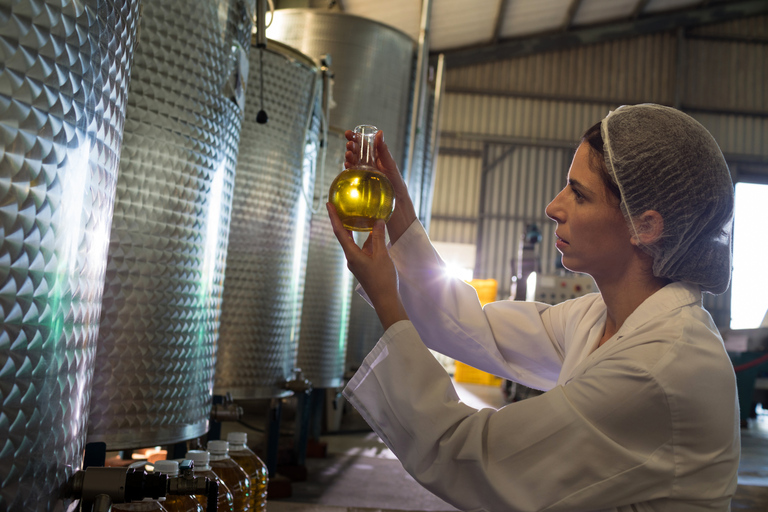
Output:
582 121 621 202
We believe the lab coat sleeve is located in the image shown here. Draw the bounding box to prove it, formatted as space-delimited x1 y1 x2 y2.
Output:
387 220 569 390
344 321 674 512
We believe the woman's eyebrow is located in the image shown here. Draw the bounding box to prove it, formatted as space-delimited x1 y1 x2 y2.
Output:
568 178 591 195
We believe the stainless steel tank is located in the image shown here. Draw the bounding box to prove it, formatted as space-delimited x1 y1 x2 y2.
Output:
213 40 320 399
0 0 140 509
86 0 253 450
267 9 415 166
267 9 415 380
295 129 353 389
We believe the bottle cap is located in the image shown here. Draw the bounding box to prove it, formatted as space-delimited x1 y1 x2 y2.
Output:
185 450 211 471
153 460 179 476
207 440 229 456
227 432 247 444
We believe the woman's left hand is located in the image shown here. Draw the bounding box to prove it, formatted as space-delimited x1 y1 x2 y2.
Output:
327 203 408 330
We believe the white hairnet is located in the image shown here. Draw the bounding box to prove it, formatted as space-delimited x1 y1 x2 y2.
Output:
601 104 734 294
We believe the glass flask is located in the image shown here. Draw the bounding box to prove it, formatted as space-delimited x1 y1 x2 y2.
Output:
185 450 235 512
328 124 395 231
227 432 268 512
208 440 252 511
153 460 203 512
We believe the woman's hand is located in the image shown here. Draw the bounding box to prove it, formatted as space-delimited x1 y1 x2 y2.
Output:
327 203 408 331
345 129 417 244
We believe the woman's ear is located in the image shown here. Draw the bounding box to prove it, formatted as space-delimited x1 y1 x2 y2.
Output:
631 210 664 246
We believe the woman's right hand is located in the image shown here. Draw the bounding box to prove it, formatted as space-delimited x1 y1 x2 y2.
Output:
344 129 417 244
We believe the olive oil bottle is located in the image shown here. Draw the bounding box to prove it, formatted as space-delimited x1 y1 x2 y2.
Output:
328 124 395 231
227 432 268 512
153 460 203 512
208 440 252 511
185 450 235 512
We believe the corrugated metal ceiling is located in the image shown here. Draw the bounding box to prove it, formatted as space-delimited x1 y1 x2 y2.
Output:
336 0 761 56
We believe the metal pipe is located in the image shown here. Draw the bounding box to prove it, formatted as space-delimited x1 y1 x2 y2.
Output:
405 0 433 187
256 0 267 48
422 53 445 234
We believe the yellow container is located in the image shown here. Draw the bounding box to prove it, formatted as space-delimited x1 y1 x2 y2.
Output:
467 279 498 306
454 279 502 386
453 361 503 386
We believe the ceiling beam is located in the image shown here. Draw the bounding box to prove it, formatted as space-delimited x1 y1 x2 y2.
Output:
492 0 511 43
631 0 652 19
561 0 584 31
441 0 768 69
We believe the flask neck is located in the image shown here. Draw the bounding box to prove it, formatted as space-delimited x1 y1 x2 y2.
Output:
355 125 378 170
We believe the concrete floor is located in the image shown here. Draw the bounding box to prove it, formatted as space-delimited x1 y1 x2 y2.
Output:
265 382 768 512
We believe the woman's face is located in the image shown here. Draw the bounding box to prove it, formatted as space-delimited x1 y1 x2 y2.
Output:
545 143 634 280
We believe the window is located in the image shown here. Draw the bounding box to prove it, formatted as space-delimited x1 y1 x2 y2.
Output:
730 182 768 330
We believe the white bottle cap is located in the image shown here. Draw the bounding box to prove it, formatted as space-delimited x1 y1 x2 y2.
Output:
207 440 229 456
227 432 247 444
153 460 179 477
185 450 211 471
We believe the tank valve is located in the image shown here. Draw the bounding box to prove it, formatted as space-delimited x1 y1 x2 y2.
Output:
210 391 243 422
166 459 209 495
283 368 313 395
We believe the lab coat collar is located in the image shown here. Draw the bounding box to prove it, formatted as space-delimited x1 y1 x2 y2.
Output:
614 281 702 341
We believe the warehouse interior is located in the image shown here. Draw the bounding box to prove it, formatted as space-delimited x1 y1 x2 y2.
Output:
1 0 767 511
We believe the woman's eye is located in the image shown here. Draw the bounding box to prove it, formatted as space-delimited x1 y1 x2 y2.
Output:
572 188 584 201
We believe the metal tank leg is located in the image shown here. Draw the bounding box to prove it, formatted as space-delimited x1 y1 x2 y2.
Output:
266 398 282 478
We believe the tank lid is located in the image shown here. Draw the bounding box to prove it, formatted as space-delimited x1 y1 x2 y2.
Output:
185 450 211 471
227 432 247 444
208 440 229 455
153 460 179 476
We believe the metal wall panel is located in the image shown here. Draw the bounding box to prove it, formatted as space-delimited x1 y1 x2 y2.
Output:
441 94 612 143
689 13 768 40
444 34 677 106
429 153 482 244
476 146 569 297
692 112 768 158
685 39 768 113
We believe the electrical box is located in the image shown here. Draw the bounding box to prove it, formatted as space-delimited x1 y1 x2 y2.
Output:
533 273 595 305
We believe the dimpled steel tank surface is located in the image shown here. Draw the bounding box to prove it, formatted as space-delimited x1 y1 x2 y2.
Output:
0 0 140 510
86 0 253 450
214 40 320 399
296 129 354 389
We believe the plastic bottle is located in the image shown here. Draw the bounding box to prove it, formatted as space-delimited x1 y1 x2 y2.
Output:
226 432 268 512
185 450 235 512
207 440 252 512
112 498 168 511
328 124 395 231
153 460 203 512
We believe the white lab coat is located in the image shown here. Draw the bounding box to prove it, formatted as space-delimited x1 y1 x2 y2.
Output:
343 220 740 512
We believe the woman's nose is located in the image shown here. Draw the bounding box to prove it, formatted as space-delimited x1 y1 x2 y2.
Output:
545 192 564 223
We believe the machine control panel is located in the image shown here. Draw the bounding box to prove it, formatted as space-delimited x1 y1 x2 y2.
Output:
533 273 595 305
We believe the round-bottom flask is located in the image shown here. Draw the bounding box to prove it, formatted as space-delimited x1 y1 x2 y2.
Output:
208 440 252 511
328 125 395 231
227 432 268 512
185 450 235 512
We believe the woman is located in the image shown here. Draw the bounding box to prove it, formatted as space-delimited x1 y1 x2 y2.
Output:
327 104 739 512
